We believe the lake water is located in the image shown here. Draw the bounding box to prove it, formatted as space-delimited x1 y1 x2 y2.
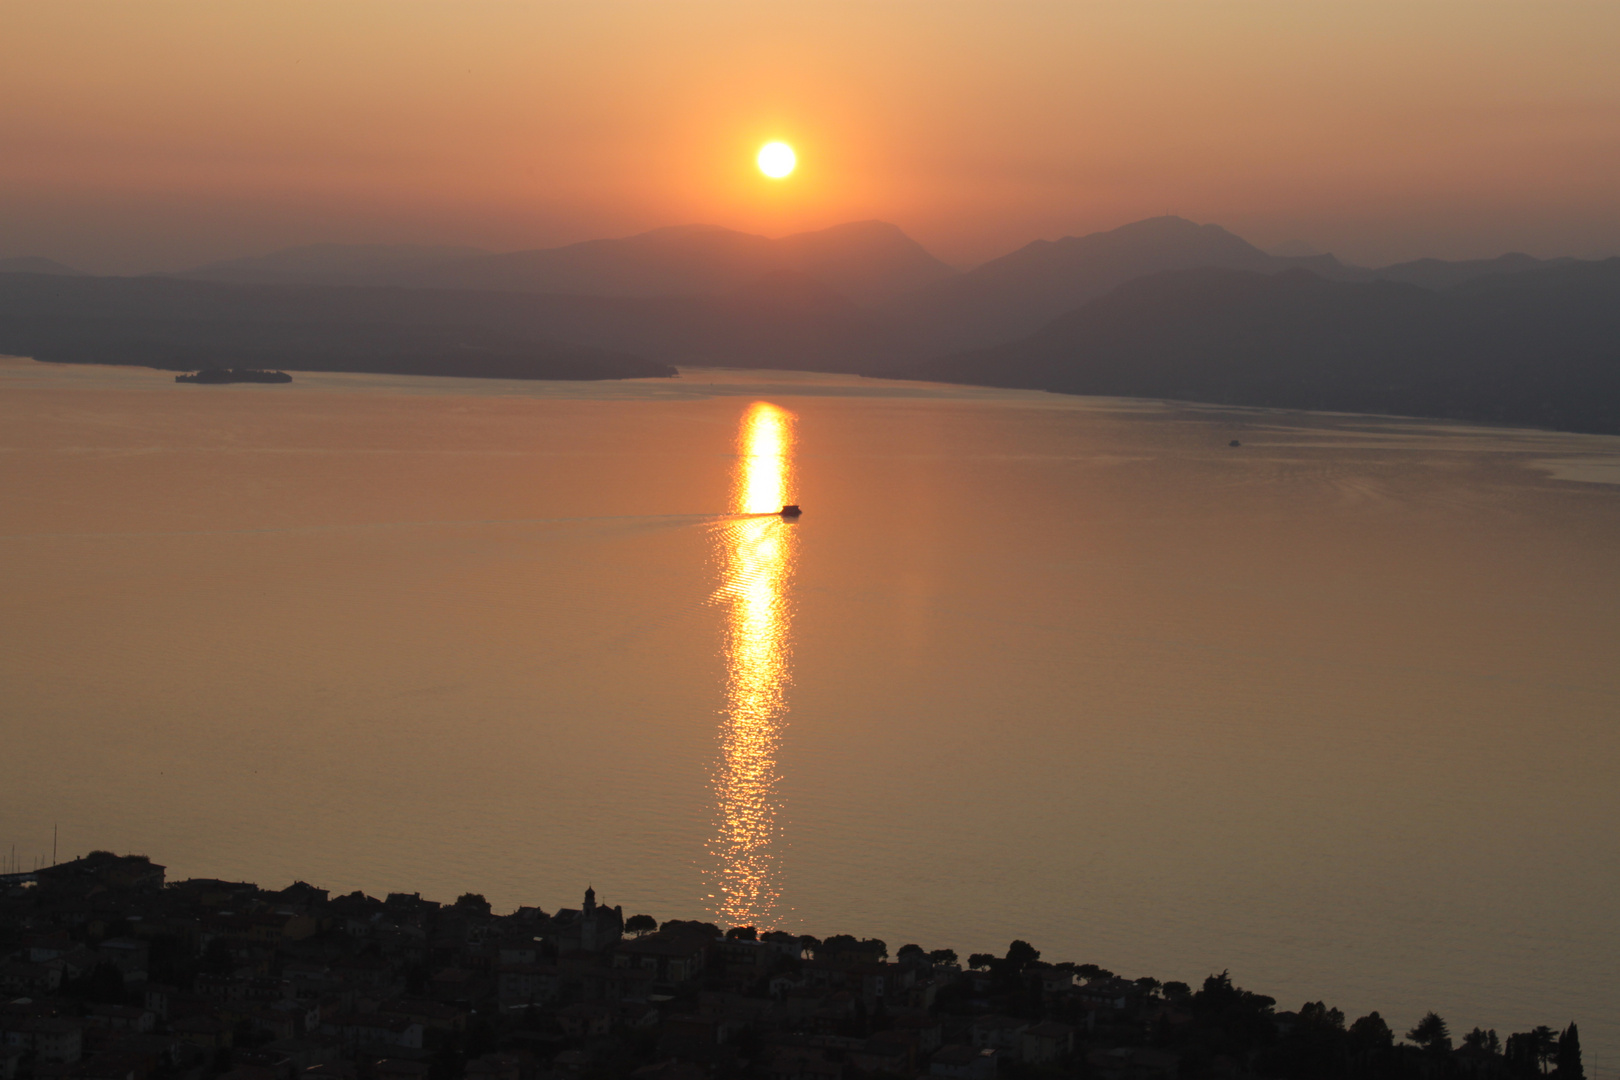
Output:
3 356 1618 1063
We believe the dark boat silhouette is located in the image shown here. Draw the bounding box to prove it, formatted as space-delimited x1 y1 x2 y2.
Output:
779 505 802 518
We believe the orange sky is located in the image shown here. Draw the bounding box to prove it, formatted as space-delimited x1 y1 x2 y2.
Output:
3 1 1618 273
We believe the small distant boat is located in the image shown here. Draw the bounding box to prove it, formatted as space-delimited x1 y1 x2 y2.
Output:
779 505 802 518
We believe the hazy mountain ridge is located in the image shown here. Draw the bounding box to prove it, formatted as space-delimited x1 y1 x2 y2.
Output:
0 256 85 276
882 216 1589 349
7 216 1615 417
403 219 958 305
0 274 675 381
182 243 487 287
915 259 1620 434
163 216 1585 332
1376 252 1581 290
176 220 957 307
0 269 910 380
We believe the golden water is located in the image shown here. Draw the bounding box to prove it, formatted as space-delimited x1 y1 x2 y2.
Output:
2 358 1618 1064
711 402 797 925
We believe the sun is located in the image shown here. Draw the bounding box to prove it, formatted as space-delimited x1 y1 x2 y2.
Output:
756 141 796 179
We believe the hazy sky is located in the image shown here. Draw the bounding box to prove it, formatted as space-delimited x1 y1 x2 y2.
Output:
4 1 1618 273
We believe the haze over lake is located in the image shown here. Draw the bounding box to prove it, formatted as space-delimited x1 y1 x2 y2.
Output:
2 357 1617 1065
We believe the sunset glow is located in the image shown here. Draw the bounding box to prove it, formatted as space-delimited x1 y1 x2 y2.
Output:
7 3 1617 271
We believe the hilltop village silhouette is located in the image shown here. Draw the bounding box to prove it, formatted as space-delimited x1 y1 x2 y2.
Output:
0 853 1586 1080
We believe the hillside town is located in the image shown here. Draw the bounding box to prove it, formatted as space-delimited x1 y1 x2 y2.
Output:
0 853 1586 1080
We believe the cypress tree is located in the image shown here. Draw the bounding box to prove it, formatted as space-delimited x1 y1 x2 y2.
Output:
1554 1023 1584 1080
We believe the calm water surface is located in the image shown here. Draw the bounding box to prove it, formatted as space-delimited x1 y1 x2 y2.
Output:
3 358 1618 1063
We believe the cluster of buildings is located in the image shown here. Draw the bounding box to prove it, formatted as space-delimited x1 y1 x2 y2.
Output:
0 853 1186 1080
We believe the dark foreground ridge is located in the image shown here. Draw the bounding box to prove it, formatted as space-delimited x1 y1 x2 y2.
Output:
0 852 1587 1080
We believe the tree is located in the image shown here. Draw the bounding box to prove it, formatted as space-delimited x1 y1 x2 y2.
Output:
662 919 722 938
1554 1023 1583 1080
1134 977 1162 997
1190 971 1278 1059
967 953 995 970
1298 1001 1345 1031
1162 981 1192 1002
816 934 886 959
454 892 489 910
1348 1012 1394 1051
1003 940 1040 969
726 926 758 941
1407 1012 1452 1053
625 914 657 936
928 949 958 967
1530 1026 1560 1074
897 944 924 959
1506 1031 1542 1076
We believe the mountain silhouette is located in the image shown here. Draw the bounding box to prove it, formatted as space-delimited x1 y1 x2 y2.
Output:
167 218 1580 336
0 269 913 378
889 216 1293 349
10 217 1619 430
180 243 487 287
915 259 1620 434
1367 252 1578 290
403 220 957 305
0 273 673 381
0 256 85 276
175 222 956 306
883 216 1591 351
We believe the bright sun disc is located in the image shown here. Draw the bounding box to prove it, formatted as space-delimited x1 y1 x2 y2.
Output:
757 142 796 179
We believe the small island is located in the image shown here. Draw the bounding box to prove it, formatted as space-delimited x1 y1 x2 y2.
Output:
175 368 293 384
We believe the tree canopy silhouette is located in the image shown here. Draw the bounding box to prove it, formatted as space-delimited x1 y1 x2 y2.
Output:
1004 940 1040 968
1554 1022 1583 1080
1406 1012 1451 1052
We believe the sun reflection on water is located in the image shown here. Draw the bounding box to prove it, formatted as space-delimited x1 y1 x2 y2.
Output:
709 401 797 927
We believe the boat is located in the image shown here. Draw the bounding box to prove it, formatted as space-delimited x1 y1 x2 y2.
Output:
779 505 802 518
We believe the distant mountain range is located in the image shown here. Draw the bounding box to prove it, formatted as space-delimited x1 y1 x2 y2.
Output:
0 256 84 276
2 216 1616 430
916 259 1620 435
0 274 675 382
161 215 1589 351
180 243 486 287
888 216 1587 350
175 220 957 306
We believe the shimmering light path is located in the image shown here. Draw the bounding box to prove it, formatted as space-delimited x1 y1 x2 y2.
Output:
709 402 797 926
